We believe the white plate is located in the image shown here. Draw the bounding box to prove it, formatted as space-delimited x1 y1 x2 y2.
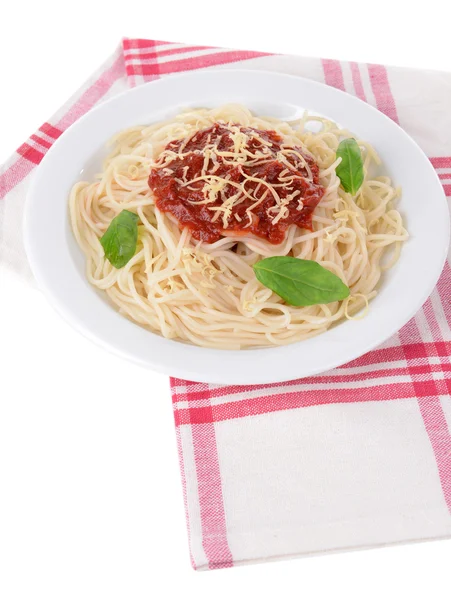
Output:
24 69 450 384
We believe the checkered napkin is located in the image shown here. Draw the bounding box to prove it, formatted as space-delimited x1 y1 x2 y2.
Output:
1 39 451 570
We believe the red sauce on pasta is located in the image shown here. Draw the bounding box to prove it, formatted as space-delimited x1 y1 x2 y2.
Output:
148 123 325 244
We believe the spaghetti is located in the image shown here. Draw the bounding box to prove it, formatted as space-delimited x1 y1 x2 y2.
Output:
69 105 408 349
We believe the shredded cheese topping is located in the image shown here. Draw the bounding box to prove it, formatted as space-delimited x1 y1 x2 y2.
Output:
149 122 321 230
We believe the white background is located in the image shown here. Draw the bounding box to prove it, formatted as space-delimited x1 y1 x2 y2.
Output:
1 2 450 598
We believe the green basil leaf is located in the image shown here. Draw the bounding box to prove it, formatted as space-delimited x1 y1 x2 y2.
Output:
100 210 139 269
253 256 350 306
335 138 364 195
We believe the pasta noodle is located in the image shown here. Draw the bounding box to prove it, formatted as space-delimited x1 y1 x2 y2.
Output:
69 104 408 349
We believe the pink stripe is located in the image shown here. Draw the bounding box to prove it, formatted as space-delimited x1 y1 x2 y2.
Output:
443 183 451 196
418 300 451 394
173 364 451 407
436 262 451 328
0 157 36 199
188 385 233 569
122 38 174 50
123 38 160 85
438 173 451 180
431 157 451 168
398 314 421 344
16 143 44 164
131 50 271 76
350 62 367 101
417 397 451 512
125 45 216 60
367 64 399 123
423 297 443 341
55 53 124 131
175 382 420 426
175 428 196 568
172 342 451 404
398 319 451 514
30 134 52 150
321 59 345 91
39 122 62 139
347 341 444 366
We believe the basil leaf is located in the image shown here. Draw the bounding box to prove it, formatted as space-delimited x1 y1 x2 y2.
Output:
336 138 364 195
100 210 139 269
253 256 350 306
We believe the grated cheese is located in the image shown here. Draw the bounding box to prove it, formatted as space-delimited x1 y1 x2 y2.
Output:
151 122 319 230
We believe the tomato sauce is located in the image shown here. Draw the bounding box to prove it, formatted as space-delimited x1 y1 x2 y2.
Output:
148 123 325 244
